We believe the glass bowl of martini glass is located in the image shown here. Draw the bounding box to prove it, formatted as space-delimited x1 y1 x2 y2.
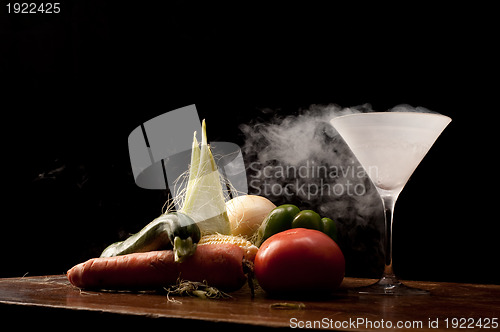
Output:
331 112 451 295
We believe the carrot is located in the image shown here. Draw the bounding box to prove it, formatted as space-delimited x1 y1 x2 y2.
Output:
67 244 247 292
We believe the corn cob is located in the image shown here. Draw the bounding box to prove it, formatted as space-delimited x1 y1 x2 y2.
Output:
199 234 258 261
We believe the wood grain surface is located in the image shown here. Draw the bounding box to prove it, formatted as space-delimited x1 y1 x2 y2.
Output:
0 275 498 330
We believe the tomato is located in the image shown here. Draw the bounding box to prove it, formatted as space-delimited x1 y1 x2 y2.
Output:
254 228 345 295
291 210 322 231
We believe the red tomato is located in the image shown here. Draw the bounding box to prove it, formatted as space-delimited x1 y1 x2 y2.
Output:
254 228 345 294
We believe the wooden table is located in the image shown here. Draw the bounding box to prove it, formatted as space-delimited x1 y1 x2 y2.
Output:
0 275 498 330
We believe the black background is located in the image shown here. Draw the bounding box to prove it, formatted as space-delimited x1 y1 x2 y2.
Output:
0 2 498 284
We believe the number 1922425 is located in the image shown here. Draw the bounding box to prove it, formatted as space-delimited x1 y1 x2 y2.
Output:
6 3 60 14
444 318 498 329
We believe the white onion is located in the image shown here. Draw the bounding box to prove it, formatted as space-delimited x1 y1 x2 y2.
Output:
226 195 276 238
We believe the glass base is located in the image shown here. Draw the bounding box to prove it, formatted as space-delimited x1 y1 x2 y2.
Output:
351 275 430 296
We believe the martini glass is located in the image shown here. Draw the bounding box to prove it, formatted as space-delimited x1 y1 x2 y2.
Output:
330 112 451 295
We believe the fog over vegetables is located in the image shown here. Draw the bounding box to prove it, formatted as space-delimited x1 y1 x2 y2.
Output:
239 104 430 276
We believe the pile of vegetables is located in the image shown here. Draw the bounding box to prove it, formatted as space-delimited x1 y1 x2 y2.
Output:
68 120 256 293
98 120 234 263
67 118 345 298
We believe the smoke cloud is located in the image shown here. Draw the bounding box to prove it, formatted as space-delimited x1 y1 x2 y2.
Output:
239 103 433 277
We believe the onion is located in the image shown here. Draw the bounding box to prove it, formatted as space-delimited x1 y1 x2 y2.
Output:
226 195 276 238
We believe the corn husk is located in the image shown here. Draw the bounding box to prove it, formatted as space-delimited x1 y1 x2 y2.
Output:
179 120 231 235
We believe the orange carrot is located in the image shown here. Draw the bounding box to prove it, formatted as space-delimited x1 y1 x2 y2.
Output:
67 244 247 292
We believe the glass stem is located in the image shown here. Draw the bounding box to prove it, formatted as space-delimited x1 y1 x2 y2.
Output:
381 194 397 278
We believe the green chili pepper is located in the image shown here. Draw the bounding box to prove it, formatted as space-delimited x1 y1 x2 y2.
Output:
321 217 338 242
100 212 200 262
255 204 300 246
291 210 323 231
255 204 340 246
